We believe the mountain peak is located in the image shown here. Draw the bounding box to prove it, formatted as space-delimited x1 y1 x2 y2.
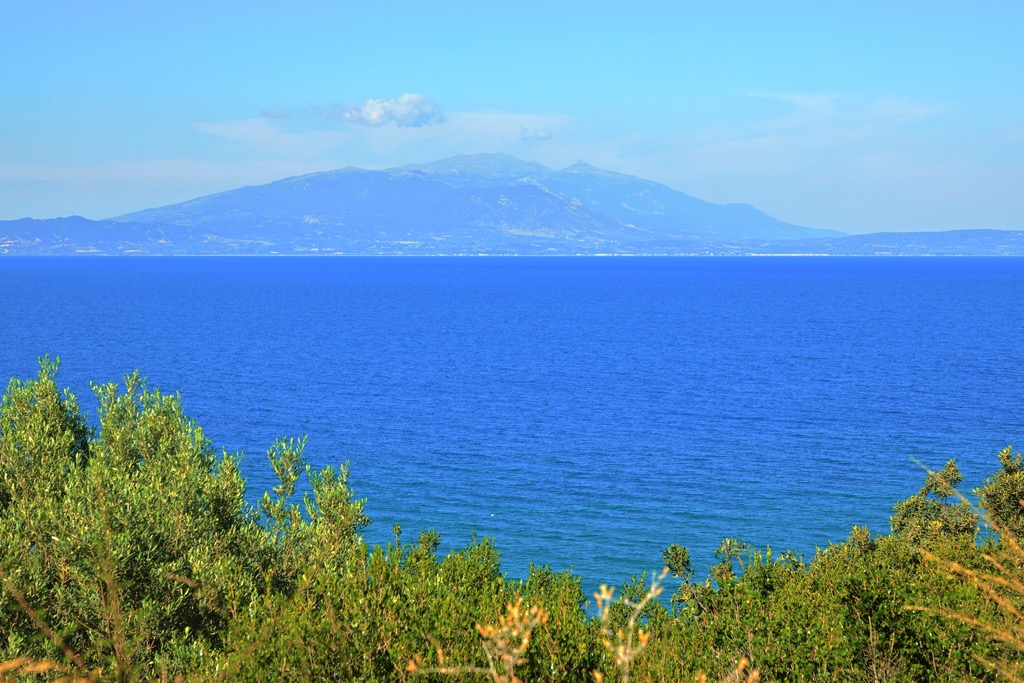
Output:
563 160 601 173
397 153 551 179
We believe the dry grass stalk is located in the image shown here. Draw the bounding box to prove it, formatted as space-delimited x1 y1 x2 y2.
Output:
591 567 667 683
407 598 549 683
695 657 760 683
0 566 97 682
476 597 549 683
907 461 1024 681
0 657 82 682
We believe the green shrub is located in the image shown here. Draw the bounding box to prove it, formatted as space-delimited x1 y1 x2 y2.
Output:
2 360 1023 681
0 359 274 678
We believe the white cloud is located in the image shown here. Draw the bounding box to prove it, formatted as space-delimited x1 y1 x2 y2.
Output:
326 110 571 157
666 92 948 185
746 91 847 122
326 93 445 128
866 98 944 123
195 118 349 158
446 111 565 139
261 108 291 120
520 127 553 141
744 91 943 132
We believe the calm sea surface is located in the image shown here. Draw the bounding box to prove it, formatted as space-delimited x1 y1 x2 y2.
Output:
2 257 1023 589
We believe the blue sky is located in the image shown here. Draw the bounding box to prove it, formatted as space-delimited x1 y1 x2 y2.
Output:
2 1 1022 233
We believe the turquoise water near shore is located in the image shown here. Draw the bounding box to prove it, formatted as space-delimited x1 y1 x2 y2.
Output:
2 256 1022 589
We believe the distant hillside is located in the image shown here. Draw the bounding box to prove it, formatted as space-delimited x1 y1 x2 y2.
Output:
1 154 1022 255
749 229 1024 256
1 154 834 255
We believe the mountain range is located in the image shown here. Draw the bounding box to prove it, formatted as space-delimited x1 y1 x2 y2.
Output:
2 153 1022 255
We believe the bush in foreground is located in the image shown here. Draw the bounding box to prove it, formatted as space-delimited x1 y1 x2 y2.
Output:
1 361 1023 681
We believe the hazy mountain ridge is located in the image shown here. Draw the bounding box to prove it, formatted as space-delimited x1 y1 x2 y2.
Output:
2 154 1022 255
762 229 1024 256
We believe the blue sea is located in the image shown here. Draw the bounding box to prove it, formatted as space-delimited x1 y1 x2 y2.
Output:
2 257 1022 590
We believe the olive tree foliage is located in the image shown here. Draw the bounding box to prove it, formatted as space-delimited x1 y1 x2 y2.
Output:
259 435 370 590
975 445 1024 539
0 358 368 676
4 358 1024 682
890 459 979 545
